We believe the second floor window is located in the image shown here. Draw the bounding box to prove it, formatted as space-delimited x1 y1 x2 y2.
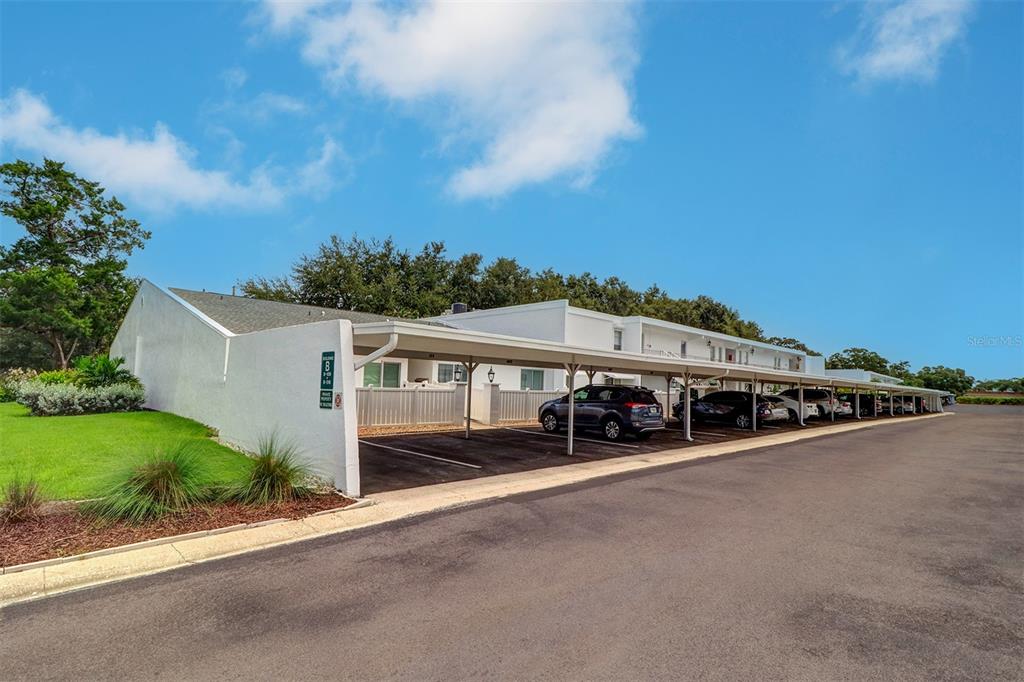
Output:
613 329 623 351
680 341 687 357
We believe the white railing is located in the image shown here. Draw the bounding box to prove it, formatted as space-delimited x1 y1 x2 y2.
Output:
499 389 563 422
356 385 459 426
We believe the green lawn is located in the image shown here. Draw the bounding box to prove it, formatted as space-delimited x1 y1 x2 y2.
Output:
0 402 252 500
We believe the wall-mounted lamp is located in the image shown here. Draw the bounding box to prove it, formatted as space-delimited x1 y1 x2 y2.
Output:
487 367 495 383
454 366 464 382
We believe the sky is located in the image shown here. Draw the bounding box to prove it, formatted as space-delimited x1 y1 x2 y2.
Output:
1 0 1021 380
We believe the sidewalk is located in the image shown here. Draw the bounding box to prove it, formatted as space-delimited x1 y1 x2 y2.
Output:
1 412 950 607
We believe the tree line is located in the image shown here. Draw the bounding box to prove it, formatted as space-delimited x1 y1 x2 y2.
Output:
0 159 992 396
239 234 819 354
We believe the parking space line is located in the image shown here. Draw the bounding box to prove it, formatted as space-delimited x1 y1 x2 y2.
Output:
497 426 640 449
358 440 483 469
690 430 732 438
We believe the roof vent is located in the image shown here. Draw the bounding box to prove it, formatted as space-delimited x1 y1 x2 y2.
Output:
451 302 468 314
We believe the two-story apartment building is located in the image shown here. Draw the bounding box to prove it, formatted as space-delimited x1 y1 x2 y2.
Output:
353 300 824 394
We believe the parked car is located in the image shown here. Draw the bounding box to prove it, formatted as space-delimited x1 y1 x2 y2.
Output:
538 385 665 441
674 390 775 430
760 395 793 423
834 398 854 416
838 394 882 417
780 388 838 418
768 393 818 422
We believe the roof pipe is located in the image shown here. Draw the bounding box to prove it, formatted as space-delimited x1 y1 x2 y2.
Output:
354 333 398 370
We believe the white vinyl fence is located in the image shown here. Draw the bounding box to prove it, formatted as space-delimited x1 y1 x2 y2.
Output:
356 385 460 426
498 389 563 422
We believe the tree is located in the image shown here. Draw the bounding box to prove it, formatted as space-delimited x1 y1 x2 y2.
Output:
826 347 905 376
912 366 975 395
973 377 1024 393
764 337 821 356
1 159 149 368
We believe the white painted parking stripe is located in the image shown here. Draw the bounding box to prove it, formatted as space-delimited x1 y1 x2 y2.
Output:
358 440 482 469
497 426 640 449
690 430 731 438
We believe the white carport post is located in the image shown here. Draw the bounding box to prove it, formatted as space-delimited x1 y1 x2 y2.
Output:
872 389 878 417
750 374 758 432
797 383 805 426
889 391 894 416
854 389 860 420
830 382 836 423
564 362 582 456
683 371 693 442
585 368 597 385
460 359 479 439
911 393 917 414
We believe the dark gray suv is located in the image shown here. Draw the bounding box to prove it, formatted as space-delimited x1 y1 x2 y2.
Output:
538 385 665 441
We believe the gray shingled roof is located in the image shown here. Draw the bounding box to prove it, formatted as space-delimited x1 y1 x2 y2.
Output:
170 288 447 334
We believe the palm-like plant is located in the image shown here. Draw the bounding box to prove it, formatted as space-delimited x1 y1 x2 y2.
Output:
74 355 139 388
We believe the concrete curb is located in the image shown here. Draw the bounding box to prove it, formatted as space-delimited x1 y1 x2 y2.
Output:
0 413 950 608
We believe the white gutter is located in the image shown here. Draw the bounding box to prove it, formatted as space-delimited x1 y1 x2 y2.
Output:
354 333 398 370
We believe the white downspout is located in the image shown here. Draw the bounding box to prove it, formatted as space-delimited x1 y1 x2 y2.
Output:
354 333 398 370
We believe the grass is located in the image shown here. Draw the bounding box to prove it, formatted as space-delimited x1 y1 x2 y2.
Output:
0 402 251 501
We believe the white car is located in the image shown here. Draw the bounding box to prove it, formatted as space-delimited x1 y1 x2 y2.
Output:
760 395 791 422
780 388 838 418
768 393 818 422
834 399 854 416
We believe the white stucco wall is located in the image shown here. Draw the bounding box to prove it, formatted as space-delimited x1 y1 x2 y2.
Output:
434 302 567 342
563 309 616 350
110 282 360 495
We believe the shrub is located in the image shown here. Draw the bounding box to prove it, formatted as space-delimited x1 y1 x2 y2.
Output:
227 434 311 505
74 355 141 388
16 381 145 416
1 477 44 523
0 368 37 402
955 395 1024 406
82 446 209 524
35 369 80 385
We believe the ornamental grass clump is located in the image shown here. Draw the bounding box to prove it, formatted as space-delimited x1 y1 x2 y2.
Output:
228 433 311 505
1 477 44 523
83 445 209 524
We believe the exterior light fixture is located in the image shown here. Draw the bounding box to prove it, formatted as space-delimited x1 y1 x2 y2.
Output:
454 366 464 382
487 367 495 383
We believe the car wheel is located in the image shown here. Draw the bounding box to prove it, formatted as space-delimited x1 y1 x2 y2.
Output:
735 413 752 429
787 408 798 423
601 417 623 441
817 405 826 419
541 412 560 433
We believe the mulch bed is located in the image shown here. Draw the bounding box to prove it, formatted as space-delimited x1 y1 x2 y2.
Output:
1 493 354 569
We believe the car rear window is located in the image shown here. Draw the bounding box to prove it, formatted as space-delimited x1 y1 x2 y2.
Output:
628 390 659 404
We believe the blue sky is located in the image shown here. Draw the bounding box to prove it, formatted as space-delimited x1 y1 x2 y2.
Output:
1 1 1020 380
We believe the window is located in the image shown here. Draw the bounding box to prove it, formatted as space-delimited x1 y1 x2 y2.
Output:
680 341 687 357
437 363 457 383
613 329 623 351
709 345 716 361
520 369 545 390
363 361 401 388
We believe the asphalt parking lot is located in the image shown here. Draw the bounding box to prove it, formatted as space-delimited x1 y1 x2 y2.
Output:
360 411 927 494
2 405 1018 680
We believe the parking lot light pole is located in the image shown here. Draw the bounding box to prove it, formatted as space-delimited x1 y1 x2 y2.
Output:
564 362 582 456
797 383 805 427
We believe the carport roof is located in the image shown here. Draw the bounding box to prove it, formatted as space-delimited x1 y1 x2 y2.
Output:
170 288 450 334
351 320 949 395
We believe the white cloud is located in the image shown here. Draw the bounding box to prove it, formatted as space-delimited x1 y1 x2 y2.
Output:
295 136 350 197
264 1 642 199
262 0 330 32
837 0 975 83
0 90 345 212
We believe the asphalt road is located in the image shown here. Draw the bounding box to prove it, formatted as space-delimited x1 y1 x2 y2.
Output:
2 406 1022 680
